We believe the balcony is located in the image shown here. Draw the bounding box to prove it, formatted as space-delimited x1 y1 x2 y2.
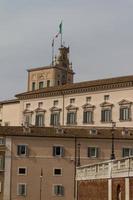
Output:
76 156 133 180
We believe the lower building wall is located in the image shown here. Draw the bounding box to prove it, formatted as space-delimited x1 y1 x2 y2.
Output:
112 178 125 200
78 179 108 200
130 178 133 199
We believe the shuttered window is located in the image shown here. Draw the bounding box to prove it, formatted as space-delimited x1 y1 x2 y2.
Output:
54 185 64 196
120 107 130 121
17 184 27 196
35 114 44 127
53 146 64 157
50 113 60 126
67 112 76 124
101 109 111 122
17 145 28 156
122 148 133 157
88 147 99 158
83 111 93 124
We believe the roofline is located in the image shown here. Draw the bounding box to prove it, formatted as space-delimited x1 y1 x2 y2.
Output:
0 126 133 139
0 99 20 105
15 74 133 99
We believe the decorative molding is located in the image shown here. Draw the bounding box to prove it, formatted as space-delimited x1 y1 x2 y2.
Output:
82 103 95 110
16 77 133 100
66 104 78 111
23 109 33 114
50 106 62 112
34 108 46 113
100 102 114 107
118 99 132 105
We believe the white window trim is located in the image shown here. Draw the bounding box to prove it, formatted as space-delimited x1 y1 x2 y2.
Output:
16 144 28 157
17 183 27 196
17 167 27 176
53 168 62 176
53 145 64 157
52 184 64 196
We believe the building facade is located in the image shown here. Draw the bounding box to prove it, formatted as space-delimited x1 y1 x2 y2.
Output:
0 45 133 200
0 126 133 199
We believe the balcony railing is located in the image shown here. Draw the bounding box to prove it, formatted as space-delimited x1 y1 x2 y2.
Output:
76 156 133 180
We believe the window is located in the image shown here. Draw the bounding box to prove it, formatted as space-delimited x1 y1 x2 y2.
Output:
88 147 99 158
53 146 64 157
38 102 43 108
70 98 75 104
50 113 60 126
18 167 27 175
47 80 50 87
39 81 44 89
54 168 62 176
67 112 76 125
24 114 32 126
104 95 109 101
17 145 28 156
0 156 4 170
53 185 64 196
32 82 36 91
101 109 111 122
53 100 58 106
86 96 91 102
83 111 93 124
0 138 5 145
26 103 30 109
122 148 133 157
17 183 27 196
35 114 44 127
120 107 130 121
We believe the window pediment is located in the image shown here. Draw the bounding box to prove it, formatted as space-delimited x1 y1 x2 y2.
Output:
82 103 95 110
35 108 46 113
23 109 33 114
119 99 132 105
100 102 113 107
66 104 78 111
50 106 62 112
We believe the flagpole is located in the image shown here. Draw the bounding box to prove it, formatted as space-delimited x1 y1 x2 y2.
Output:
61 31 63 47
52 39 54 66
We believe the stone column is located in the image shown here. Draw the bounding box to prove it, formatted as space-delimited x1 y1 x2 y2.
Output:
125 177 129 200
108 179 112 200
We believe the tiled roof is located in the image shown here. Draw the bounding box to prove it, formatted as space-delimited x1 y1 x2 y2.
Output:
0 126 133 139
0 99 20 105
16 75 133 99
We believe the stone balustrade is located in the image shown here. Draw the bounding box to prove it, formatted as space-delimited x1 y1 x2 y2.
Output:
76 157 133 180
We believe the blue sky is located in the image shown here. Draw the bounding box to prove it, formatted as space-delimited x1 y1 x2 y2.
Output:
0 0 133 100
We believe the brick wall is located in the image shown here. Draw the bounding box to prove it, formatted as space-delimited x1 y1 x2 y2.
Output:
78 179 108 200
112 178 125 200
130 177 133 199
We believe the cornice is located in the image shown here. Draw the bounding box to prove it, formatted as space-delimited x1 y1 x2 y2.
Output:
16 76 133 100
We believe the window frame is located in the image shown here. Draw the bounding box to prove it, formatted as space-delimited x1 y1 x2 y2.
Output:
17 144 28 157
53 146 64 157
35 113 44 127
119 106 131 121
53 168 62 176
50 112 60 126
67 111 77 125
88 147 99 158
122 147 133 157
53 184 64 196
83 110 93 124
101 108 112 123
17 183 27 196
17 167 27 176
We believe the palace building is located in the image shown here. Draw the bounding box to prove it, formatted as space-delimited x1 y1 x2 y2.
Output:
0 45 133 200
